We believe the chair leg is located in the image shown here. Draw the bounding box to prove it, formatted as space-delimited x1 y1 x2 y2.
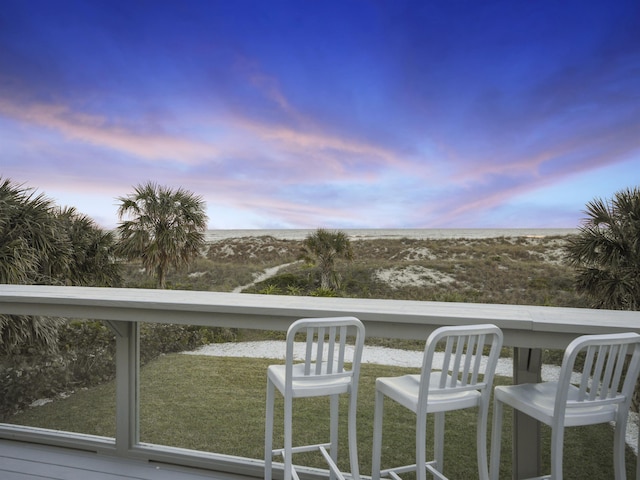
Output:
433 411 444 474
330 394 339 480
371 390 384 480
489 398 503 480
416 409 428 480
284 394 293 480
637 416 640 480
613 411 628 480
476 399 490 480
550 424 565 480
265 379 274 480
348 391 361 480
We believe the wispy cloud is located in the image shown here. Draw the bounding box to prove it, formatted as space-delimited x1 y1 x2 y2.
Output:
0 100 221 164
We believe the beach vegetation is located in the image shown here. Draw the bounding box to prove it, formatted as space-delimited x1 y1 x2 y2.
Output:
258 284 281 295
565 186 640 311
235 235 583 307
310 287 339 297
565 186 640 409
0 178 120 356
55 206 122 287
299 228 354 290
0 178 120 288
115 182 208 289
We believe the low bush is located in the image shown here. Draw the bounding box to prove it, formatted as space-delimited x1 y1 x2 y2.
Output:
0 353 70 421
139 323 236 364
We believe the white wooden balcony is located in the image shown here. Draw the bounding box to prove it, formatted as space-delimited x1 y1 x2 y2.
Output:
1 285 640 479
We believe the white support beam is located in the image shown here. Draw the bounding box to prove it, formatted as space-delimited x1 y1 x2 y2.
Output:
114 320 140 456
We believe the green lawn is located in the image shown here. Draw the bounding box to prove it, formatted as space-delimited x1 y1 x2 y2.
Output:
9 353 637 479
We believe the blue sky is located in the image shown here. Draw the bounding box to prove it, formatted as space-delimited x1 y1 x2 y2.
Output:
1 0 639 229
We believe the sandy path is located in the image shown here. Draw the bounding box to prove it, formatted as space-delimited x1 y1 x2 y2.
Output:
232 261 301 293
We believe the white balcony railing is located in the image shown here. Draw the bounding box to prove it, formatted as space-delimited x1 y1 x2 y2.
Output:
1 284 640 478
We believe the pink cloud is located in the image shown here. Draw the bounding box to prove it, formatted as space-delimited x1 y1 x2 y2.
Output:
1 92 423 188
222 60 427 179
0 99 222 164
225 115 419 181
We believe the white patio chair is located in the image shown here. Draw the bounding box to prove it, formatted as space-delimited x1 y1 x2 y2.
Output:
265 316 365 480
490 332 640 480
371 324 503 480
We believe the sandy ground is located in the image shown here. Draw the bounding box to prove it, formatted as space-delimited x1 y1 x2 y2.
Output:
184 340 639 454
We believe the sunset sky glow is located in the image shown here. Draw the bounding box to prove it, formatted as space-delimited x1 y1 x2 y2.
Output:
1 0 639 230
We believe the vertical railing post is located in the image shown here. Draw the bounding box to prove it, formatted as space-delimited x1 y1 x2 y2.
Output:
111 320 140 456
512 347 542 479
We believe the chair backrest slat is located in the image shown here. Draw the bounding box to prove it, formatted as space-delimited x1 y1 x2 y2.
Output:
578 347 595 400
304 328 314 375
599 344 618 399
450 336 464 387
326 326 335 373
438 336 454 388
316 326 326 374
610 344 628 397
596 346 609 400
337 325 346 371
470 334 486 385
590 345 608 401
461 334 477 386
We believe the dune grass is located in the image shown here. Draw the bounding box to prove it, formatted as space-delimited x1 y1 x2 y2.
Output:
9 353 636 479
128 235 586 309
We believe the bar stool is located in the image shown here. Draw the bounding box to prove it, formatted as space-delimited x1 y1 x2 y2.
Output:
265 316 365 480
490 332 640 480
372 324 503 480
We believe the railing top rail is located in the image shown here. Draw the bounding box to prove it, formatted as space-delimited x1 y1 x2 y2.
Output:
1 284 639 348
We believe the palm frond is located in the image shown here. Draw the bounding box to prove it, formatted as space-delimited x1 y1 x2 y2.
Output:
566 186 640 311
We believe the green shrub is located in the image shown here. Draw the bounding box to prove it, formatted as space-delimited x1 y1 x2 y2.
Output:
59 320 116 386
0 353 70 420
257 284 280 295
139 323 236 364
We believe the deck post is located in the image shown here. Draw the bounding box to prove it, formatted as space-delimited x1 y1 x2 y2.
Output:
512 347 542 479
113 320 140 455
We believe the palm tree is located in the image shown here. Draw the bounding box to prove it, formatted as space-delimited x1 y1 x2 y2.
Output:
300 228 354 290
0 178 64 285
565 186 640 311
116 182 208 289
0 179 63 355
56 207 121 287
0 178 121 355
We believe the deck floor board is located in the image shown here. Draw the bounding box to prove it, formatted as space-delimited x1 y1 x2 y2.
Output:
0 439 254 480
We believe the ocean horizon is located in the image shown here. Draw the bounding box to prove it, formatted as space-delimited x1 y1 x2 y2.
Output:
205 228 578 242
